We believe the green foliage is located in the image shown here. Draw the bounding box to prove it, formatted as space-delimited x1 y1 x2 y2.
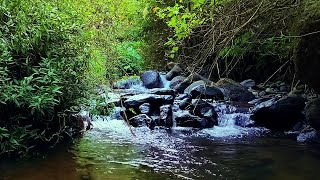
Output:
115 41 144 75
155 0 230 59
0 0 107 156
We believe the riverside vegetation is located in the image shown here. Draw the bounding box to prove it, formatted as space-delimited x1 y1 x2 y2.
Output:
1 0 320 160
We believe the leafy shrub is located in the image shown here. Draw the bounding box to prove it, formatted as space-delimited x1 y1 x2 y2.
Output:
0 0 104 156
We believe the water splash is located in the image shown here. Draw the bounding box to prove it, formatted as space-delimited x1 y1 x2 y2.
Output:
198 102 267 138
160 73 171 89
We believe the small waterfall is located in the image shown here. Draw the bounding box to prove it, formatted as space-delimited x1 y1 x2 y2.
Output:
199 102 265 138
160 73 170 89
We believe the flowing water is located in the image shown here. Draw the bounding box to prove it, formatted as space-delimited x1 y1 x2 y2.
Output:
1 78 320 180
2 110 320 180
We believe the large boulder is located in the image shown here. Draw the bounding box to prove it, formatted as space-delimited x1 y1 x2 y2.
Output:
251 95 306 130
148 88 176 95
160 105 173 127
184 80 206 94
188 83 224 100
173 78 193 93
174 110 210 128
216 78 255 102
129 114 155 129
166 64 183 80
173 74 213 93
191 99 218 126
140 71 162 89
124 94 173 108
174 93 192 109
305 98 320 130
169 76 187 89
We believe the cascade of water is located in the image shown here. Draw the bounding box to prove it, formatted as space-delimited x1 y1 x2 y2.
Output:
160 74 171 89
199 103 265 137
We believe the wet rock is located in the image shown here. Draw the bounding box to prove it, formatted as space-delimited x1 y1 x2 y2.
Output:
240 79 255 88
72 112 93 131
174 93 192 109
169 76 186 89
160 105 173 127
297 128 320 143
216 78 255 102
251 95 306 130
235 114 254 127
191 99 218 126
173 74 213 93
174 110 209 128
173 78 193 93
140 71 161 89
129 114 155 129
188 83 224 100
184 80 206 94
305 98 320 130
139 103 151 114
166 64 183 80
148 88 176 95
112 76 141 89
124 94 173 107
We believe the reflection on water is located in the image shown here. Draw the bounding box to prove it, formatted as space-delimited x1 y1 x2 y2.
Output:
1 119 320 180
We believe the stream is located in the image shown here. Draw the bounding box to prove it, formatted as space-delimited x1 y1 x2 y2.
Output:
1 74 320 180
1 112 320 179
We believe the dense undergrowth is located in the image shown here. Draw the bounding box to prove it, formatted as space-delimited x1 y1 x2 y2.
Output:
154 0 320 84
0 0 154 157
1 0 319 157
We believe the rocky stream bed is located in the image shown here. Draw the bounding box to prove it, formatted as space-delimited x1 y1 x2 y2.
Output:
1 64 320 180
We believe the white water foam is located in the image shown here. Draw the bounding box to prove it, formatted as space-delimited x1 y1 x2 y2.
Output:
160 73 171 89
198 103 267 138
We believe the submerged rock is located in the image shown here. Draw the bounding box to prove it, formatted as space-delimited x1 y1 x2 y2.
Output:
140 71 161 89
305 98 320 130
216 78 255 102
251 95 306 130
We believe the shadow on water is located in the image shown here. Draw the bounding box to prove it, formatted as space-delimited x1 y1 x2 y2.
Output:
2 119 320 180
